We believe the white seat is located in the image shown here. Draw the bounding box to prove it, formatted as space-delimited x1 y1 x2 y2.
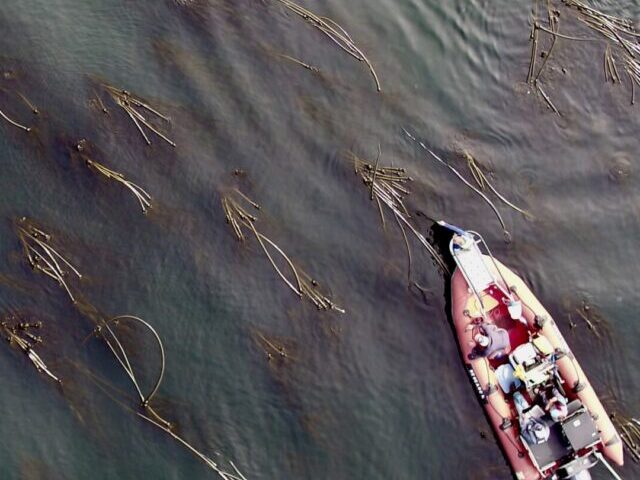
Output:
510 343 537 366
454 246 495 293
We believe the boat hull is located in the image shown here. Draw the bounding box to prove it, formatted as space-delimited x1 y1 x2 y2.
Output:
451 257 623 479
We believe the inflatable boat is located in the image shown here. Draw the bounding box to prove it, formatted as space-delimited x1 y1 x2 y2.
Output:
441 222 624 480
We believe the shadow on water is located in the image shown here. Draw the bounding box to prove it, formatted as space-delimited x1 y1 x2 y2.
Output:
18 458 70 480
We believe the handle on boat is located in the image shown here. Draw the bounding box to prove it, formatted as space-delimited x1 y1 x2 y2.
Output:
594 451 624 480
436 220 468 236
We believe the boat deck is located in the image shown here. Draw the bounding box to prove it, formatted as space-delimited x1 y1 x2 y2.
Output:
480 285 529 368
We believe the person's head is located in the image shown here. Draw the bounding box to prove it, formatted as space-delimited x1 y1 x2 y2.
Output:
474 333 490 348
549 401 568 422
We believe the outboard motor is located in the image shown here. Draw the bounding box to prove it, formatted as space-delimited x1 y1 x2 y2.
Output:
568 470 592 480
555 453 597 480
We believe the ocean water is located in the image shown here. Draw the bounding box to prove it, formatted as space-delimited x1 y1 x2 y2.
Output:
0 0 639 479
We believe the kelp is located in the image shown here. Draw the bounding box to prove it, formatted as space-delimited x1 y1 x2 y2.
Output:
0 107 31 132
1 313 60 383
277 53 320 73
252 329 296 363
14 218 247 477
0 61 39 132
15 218 82 303
461 151 532 219
270 0 381 91
81 314 246 479
74 139 152 214
102 83 176 147
346 149 449 279
222 189 345 313
0 86 35 132
570 300 616 341
527 0 640 111
403 129 514 242
604 43 621 84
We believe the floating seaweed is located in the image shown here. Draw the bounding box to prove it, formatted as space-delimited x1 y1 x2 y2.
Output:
0 108 31 132
74 365 248 480
347 149 449 278
527 0 640 111
403 129 514 242
248 325 332 445
82 314 247 479
0 86 35 132
16 91 39 115
461 151 532 219
11 222 245 477
74 139 152 214
574 306 600 338
612 413 640 463
15 218 82 303
271 0 381 92
570 300 617 341
1 313 60 383
9 198 238 463
222 189 344 313
604 43 621 84
277 53 320 73
89 89 110 114
102 83 175 147
252 329 296 363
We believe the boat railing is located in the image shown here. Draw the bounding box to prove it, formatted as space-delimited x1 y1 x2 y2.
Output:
445 226 514 321
466 230 513 297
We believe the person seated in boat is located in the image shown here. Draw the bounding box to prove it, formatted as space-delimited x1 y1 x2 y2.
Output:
538 385 569 422
468 323 510 360
521 416 551 445
451 233 473 251
513 392 551 445
548 399 568 422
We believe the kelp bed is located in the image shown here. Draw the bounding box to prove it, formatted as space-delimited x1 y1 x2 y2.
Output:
16 218 82 303
8 218 247 479
346 149 449 283
403 129 531 243
266 0 381 91
222 188 344 313
0 74 37 132
528 0 640 113
2 313 60 383
100 82 176 147
1 2 639 478
73 139 152 214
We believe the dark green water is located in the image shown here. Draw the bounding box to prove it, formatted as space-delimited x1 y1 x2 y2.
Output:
0 1 639 479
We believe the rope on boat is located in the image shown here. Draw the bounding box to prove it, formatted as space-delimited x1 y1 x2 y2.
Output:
594 451 624 479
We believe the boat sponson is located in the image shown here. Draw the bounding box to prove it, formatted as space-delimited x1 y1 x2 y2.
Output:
451 257 624 478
